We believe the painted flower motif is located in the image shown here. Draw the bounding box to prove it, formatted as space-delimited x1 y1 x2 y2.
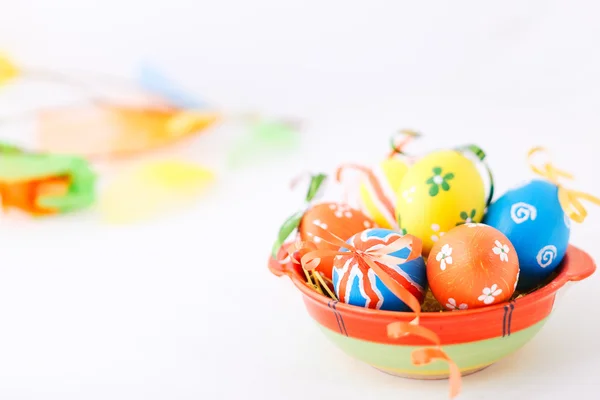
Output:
456 209 476 226
313 219 328 229
426 167 454 197
306 231 321 243
402 186 416 203
478 284 503 305
309 219 329 243
492 240 510 262
446 298 468 311
430 223 445 242
328 203 353 218
399 228 408 235
435 244 453 271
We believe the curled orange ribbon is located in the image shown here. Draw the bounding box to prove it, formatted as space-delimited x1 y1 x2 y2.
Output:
335 164 399 230
284 238 338 299
289 226 462 398
388 129 421 158
528 147 600 223
387 322 462 398
334 130 418 229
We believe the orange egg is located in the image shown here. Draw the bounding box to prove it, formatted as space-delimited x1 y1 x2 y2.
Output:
299 202 376 280
426 223 519 311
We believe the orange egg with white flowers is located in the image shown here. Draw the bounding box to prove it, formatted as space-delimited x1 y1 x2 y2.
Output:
426 223 520 311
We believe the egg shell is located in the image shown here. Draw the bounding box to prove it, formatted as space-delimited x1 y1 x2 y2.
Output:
427 224 519 311
358 157 410 229
483 179 570 291
395 149 486 256
332 228 427 312
299 202 376 280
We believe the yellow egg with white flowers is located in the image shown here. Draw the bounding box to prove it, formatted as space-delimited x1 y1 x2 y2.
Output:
395 146 492 256
358 157 410 229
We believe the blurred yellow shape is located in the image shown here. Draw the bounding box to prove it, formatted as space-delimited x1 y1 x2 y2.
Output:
99 160 215 224
0 53 19 85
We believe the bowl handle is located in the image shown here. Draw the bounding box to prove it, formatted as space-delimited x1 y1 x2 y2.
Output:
268 253 291 278
555 245 596 286
268 242 303 280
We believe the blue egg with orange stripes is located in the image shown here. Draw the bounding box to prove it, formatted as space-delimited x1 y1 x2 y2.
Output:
331 228 427 311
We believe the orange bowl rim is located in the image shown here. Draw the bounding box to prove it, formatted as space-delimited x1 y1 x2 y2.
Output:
275 244 595 321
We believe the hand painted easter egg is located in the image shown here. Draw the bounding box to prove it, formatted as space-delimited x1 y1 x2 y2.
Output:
299 202 376 280
483 179 570 291
358 157 410 229
395 146 490 256
427 224 519 311
332 228 427 311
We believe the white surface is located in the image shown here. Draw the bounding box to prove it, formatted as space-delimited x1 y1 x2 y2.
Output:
1 1 600 399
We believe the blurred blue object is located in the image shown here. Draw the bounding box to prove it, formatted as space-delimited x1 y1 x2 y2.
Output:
137 62 205 109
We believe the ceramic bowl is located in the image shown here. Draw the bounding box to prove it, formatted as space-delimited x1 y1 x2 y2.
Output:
268 245 595 379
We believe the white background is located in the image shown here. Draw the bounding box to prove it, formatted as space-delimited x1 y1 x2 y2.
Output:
1 1 600 399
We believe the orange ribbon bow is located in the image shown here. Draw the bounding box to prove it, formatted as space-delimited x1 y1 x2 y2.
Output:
528 147 600 223
297 225 423 319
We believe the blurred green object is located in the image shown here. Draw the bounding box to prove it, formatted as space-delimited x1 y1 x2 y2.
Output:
270 173 328 258
305 173 327 202
35 157 97 213
0 142 25 155
0 150 96 214
227 118 301 168
271 210 303 258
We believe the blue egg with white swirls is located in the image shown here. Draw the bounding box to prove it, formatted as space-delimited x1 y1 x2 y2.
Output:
483 179 570 291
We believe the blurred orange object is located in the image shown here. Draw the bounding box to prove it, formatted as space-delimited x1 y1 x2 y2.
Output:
36 104 219 158
0 176 70 215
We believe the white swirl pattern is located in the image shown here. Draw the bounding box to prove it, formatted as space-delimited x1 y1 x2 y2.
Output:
510 202 537 224
536 245 557 268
